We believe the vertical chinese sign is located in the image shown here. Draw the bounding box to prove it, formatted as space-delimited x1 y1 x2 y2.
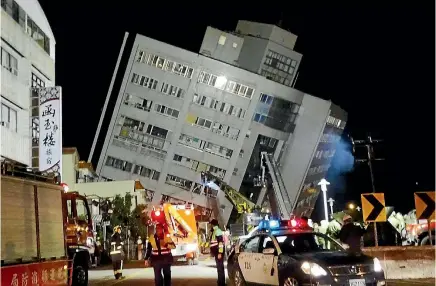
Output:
38 87 62 177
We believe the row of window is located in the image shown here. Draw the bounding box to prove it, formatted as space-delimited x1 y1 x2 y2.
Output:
178 133 233 159
326 115 346 129
193 94 246 119
186 113 241 140
1 0 50 54
253 112 297 126
261 69 293 87
1 48 18 76
131 73 159 90
314 149 335 160
264 50 298 75
165 174 194 191
124 94 179 118
105 156 161 180
165 174 218 198
198 71 255 99
124 93 153 112
173 154 226 179
121 116 170 140
131 73 186 100
136 51 194 79
307 164 330 176
1 103 17 132
112 137 167 161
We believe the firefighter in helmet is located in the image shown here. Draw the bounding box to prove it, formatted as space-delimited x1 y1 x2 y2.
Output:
144 223 176 286
110 225 124 279
209 219 225 286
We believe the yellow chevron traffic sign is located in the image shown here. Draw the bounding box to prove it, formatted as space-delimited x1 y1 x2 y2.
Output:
361 193 386 222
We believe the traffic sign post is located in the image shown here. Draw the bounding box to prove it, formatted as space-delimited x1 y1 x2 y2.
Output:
414 192 435 220
361 193 386 247
414 192 435 246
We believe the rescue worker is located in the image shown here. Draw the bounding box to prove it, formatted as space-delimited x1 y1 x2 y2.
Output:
144 223 175 286
209 219 225 286
110 226 124 279
339 214 366 253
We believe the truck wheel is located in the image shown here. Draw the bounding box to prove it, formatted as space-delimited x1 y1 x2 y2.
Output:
420 235 435 246
72 265 88 285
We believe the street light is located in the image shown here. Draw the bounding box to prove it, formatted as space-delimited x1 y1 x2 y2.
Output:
348 203 356 210
318 178 330 222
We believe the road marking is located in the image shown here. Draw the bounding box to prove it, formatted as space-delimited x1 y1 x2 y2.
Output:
389 280 435 285
110 268 149 285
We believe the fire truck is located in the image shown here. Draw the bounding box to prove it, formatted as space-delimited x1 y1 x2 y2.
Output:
1 162 93 285
150 203 199 265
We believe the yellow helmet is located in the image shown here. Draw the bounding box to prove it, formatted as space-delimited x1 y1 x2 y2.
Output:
113 225 121 232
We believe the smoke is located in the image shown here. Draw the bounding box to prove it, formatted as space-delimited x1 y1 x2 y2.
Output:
327 138 355 192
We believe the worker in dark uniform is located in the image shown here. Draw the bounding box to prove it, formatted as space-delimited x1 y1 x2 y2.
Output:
110 225 124 279
144 223 175 286
209 219 225 286
339 214 366 253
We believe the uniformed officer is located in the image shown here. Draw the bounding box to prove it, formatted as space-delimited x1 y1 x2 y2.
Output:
209 219 225 286
144 223 176 286
110 225 124 279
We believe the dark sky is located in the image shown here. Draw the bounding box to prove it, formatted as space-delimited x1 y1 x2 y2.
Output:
39 2 435 217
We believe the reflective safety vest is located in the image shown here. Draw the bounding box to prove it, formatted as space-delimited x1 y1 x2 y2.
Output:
149 234 175 256
110 233 123 256
209 227 224 254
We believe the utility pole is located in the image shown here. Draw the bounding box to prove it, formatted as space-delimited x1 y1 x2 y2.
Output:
350 134 384 247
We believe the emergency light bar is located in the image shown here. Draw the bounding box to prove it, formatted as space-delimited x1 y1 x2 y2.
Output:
258 218 312 232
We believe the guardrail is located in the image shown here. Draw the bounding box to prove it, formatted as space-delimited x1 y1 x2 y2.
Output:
362 245 435 279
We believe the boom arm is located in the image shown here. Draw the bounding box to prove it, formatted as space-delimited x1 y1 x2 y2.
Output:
203 172 256 214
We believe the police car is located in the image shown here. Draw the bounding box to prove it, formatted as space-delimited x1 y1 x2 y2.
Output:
227 218 386 286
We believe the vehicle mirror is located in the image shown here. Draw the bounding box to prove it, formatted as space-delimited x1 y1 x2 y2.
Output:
263 248 275 255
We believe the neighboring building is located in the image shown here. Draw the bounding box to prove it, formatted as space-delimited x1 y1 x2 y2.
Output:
94 20 347 224
62 147 212 222
0 0 56 167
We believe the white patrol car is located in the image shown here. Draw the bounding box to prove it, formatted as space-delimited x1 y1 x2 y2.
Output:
227 218 386 286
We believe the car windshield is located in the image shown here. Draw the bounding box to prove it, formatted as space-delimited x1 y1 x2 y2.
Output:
274 232 344 254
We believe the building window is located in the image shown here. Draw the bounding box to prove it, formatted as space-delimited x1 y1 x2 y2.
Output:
26 16 50 54
259 93 273 105
160 82 185 98
131 73 158 90
211 122 240 140
154 104 179 118
218 35 226 45
1 103 17 132
136 50 194 79
205 142 233 158
165 174 193 190
1 48 18 76
132 164 160 180
172 154 226 179
124 93 153 112
1 0 50 54
192 93 246 119
197 71 255 99
32 73 45 88
105 156 133 172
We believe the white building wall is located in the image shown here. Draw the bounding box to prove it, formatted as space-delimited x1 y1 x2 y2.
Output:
0 0 55 167
95 30 346 222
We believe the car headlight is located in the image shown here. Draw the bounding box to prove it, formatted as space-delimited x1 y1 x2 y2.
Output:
373 258 383 272
301 261 328 277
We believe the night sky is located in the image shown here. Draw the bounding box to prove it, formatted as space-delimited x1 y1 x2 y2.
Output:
39 2 435 219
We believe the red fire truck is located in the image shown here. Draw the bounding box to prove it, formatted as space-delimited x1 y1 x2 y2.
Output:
1 163 93 285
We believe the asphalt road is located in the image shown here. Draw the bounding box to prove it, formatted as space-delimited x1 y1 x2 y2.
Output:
88 262 434 286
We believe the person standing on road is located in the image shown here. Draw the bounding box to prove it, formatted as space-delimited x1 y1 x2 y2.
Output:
209 219 225 286
144 223 176 286
110 226 124 279
339 215 366 253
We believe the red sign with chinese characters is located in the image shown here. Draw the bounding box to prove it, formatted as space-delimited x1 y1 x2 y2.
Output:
1 260 70 286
